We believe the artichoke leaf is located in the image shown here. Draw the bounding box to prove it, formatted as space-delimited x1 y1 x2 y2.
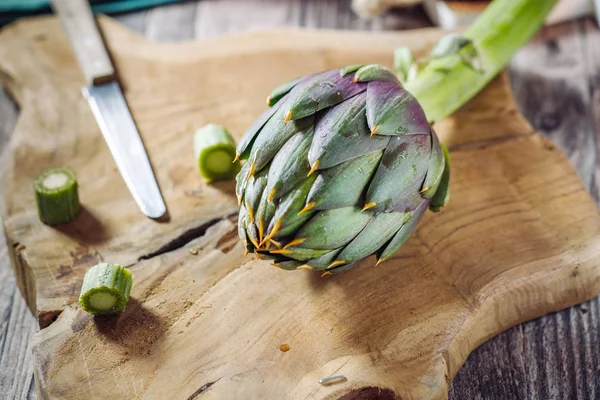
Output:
286 70 367 121
294 207 373 250
377 199 428 262
266 128 313 202
366 134 431 212
366 80 429 136
336 211 410 264
309 92 389 170
307 151 383 210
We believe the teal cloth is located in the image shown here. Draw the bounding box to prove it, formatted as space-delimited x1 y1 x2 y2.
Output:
0 0 180 25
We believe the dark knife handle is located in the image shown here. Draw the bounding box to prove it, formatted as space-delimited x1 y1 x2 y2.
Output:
51 0 116 85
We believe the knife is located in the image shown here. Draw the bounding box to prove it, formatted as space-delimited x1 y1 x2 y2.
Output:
51 0 166 219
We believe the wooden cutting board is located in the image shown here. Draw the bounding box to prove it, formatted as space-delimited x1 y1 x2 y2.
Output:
1 15 600 400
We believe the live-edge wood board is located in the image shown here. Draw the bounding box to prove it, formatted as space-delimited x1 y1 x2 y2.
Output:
1 15 600 400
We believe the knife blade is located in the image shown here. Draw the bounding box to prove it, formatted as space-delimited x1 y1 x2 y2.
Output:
51 0 166 219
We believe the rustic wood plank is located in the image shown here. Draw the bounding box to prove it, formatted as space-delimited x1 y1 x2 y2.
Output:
0 230 37 400
509 21 596 189
302 0 430 30
194 0 303 38
585 18 600 202
146 2 196 41
115 10 148 34
448 18 600 400
450 298 600 400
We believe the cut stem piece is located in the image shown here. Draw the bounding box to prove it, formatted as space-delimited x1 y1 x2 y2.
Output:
194 124 241 183
34 167 80 226
79 263 133 315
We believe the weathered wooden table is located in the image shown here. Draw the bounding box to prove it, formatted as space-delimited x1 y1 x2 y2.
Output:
0 1 599 399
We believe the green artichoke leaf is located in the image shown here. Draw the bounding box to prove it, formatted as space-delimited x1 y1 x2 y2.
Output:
247 221 260 249
249 98 314 172
266 175 317 241
285 70 367 121
271 246 332 262
238 203 249 242
340 64 364 76
366 80 429 136
266 129 313 202
327 261 359 275
354 64 399 83
243 167 268 223
429 143 450 212
294 207 373 250
377 200 428 262
309 92 389 170
235 160 252 204
366 134 431 212
267 77 302 107
236 98 284 160
275 259 306 270
306 249 342 270
336 211 410 265
255 187 277 242
421 128 445 200
307 151 383 210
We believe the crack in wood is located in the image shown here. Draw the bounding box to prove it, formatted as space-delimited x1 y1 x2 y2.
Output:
186 377 221 400
337 387 398 400
38 310 62 330
138 213 238 261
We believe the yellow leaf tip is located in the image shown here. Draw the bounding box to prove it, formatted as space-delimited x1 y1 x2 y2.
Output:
270 249 292 256
298 201 316 215
268 187 277 202
327 260 347 269
246 162 256 181
370 124 380 136
283 238 307 249
307 160 320 177
362 202 377 212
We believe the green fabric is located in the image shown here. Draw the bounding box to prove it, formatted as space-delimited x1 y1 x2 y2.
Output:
0 0 180 25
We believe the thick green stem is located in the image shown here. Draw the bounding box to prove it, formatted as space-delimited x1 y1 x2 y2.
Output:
405 0 558 123
79 263 133 315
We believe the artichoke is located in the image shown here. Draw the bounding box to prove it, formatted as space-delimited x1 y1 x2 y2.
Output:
235 64 450 274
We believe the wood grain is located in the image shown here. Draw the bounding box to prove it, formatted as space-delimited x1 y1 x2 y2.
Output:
1 2 599 400
1 14 600 399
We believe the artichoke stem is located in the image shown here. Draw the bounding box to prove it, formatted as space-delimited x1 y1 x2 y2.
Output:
405 0 558 123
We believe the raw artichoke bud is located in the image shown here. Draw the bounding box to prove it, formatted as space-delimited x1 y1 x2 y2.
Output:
235 65 450 273
429 33 483 73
